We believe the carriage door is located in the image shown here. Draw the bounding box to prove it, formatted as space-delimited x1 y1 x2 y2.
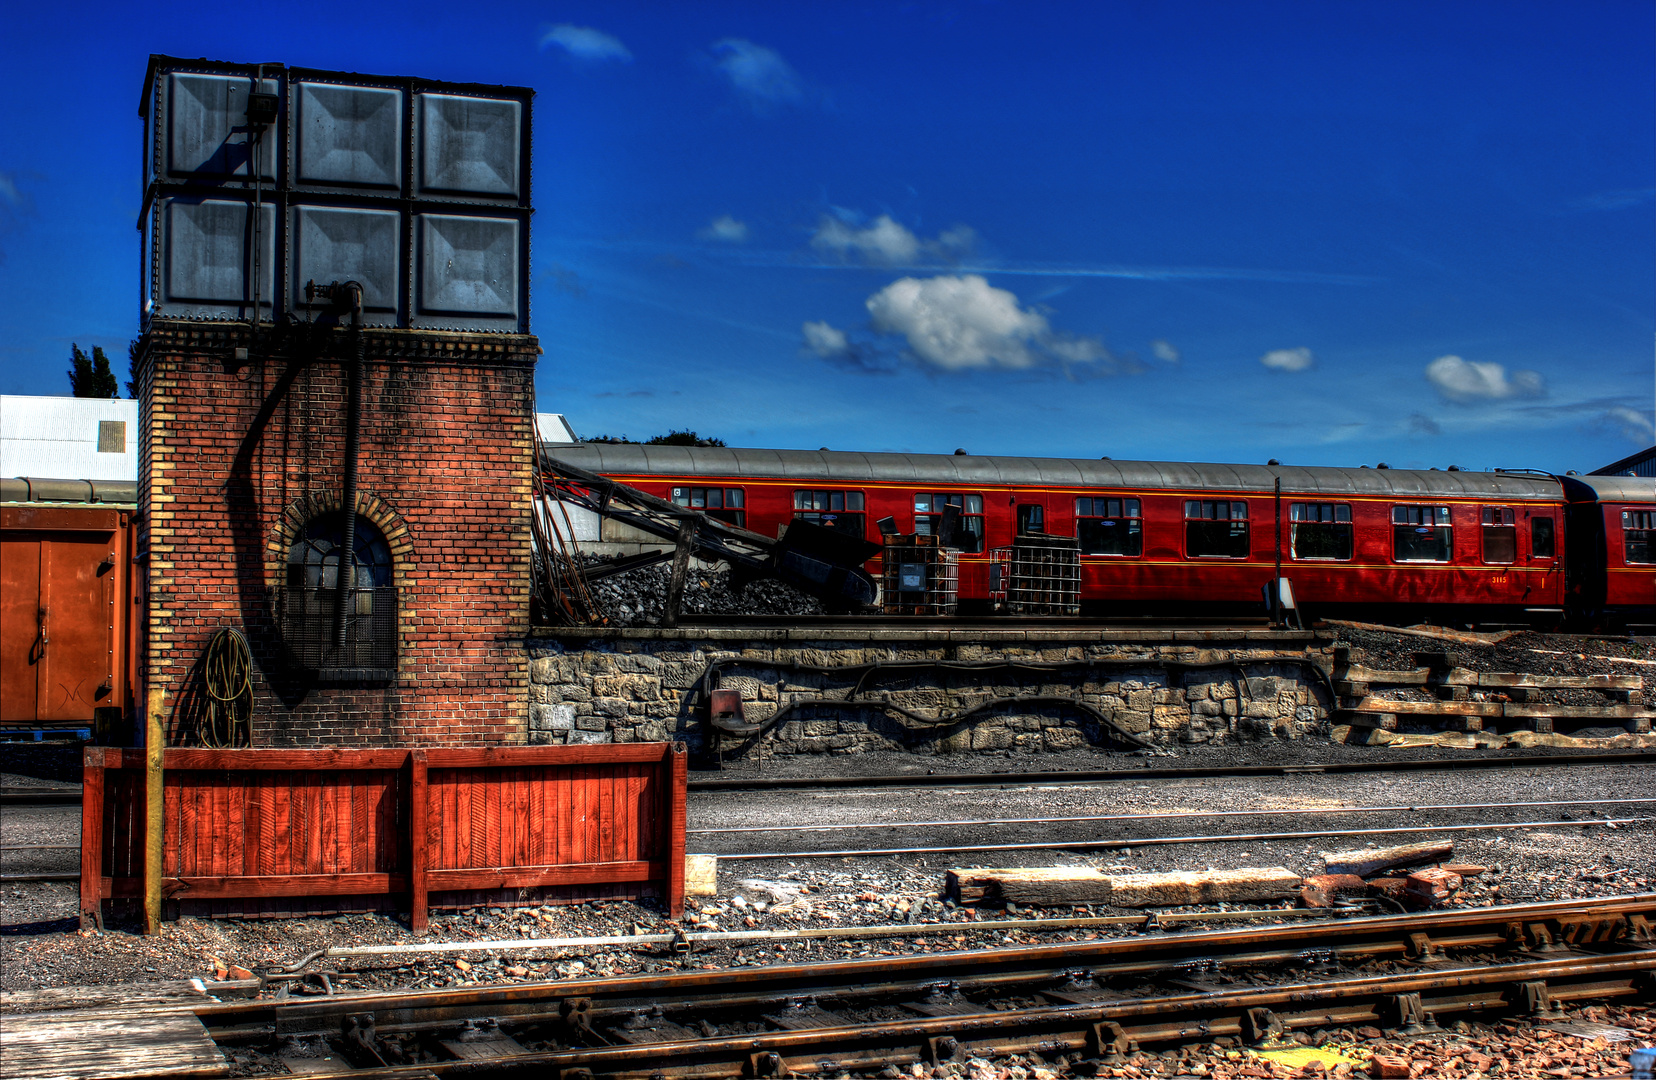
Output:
1526 509 1559 604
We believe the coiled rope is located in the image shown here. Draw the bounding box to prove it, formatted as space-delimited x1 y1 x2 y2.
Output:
200 627 253 748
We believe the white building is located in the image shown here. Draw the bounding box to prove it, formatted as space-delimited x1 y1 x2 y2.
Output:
1 396 139 482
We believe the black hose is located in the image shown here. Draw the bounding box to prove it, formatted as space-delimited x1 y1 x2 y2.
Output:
200 628 253 748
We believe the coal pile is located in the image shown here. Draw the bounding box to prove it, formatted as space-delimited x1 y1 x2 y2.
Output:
584 558 826 626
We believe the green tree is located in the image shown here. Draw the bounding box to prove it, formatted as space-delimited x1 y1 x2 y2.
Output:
582 429 728 447
125 339 142 398
67 343 119 398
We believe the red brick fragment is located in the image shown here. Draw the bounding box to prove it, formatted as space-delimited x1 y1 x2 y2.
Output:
1402 867 1463 906
1369 1054 1411 1078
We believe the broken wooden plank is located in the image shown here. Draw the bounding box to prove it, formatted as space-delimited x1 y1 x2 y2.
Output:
1502 704 1656 720
0 979 259 1015
947 866 1107 905
1321 840 1452 878
1344 698 1501 716
1476 672 1642 691
1100 868 1301 908
0 1008 226 1079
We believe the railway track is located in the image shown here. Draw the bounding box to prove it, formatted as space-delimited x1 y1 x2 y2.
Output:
175 894 1655 1077
3 752 1652 809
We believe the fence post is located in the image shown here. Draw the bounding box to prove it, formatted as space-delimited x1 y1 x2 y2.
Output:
79 747 106 931
144 688 165 935
409 750 429 933
666 742 687 918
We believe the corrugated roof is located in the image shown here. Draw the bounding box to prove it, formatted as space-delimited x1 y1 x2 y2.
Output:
545 445 1570 501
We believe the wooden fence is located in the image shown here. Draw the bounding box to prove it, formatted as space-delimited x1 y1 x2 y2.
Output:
80 743 686 931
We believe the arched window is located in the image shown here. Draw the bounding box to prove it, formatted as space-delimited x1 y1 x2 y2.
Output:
282 512 396 679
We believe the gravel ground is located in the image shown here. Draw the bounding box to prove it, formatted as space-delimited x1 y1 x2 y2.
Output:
585 559 827 625
4 763 1652 998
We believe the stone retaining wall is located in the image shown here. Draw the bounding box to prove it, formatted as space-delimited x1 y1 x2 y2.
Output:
526 628 1334 757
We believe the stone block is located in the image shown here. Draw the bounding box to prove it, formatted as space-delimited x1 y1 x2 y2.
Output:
1193 700 1223 717
559 685 592 703
1127 689 1153 711
529 656 557 683
592 674 662 701
566 728 613 745
1152 688 1184 705
1151 705 1188 729
718 675 766 698
1295 705 1320 722
1183 682 1212 701
575 715 609 732
777 721 805 742
608 653 662 673
1044 726 1087 751
530 683 554 705
636 721 668 742
1242 702 1277 720
660 661 705 689
531 703 575 732
528 728 562 745
592 696 631 718
971 726 1015 751
1114 710 1152 735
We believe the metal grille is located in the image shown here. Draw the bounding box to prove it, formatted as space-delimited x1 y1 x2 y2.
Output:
880 536 959 616
280 585 396 678
990 536 1081 617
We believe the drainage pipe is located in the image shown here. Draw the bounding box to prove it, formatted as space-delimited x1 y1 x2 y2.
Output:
332 282 365 649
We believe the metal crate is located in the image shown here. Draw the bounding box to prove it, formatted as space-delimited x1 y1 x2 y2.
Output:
990 536 1081 617
880 535 959 616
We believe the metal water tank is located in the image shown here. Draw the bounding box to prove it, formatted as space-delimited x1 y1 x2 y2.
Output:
138 56 533 332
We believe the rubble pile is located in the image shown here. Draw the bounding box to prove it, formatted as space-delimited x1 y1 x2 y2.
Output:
582 558 825 626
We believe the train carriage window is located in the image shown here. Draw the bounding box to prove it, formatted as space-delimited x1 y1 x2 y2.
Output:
793 490 866 537
1481 507 1518 564
1076 497 1142 556
1531 517 1555 560
1184 500 1250 559
671 487 745 527
1289 502 1352 560
1624 510 1655 565
1393 505 1453 563
914 493 985 553
1016 504 1045 535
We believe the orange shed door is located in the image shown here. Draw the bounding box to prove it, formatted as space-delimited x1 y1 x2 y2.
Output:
1 515 118 725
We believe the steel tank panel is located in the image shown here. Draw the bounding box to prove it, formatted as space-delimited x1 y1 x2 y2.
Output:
165 73 279 180
414 213 520 327
295 82 403 189
418 94 521 197
291 205 402 317
158 198 276 316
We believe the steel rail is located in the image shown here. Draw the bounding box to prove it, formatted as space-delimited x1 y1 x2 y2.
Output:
690 796 1656 835
198 894 1654 1037
713 814 1652 860
278 954 1656 1079
685 750 1656 791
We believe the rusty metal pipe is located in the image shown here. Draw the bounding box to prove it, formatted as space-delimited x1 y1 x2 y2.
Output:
716 814 1652 860
690 796 1656 834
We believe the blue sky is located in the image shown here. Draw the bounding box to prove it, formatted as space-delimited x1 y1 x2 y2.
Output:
0 1 1651 472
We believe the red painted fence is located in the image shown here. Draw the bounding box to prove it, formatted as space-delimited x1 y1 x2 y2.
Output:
80 743 686 931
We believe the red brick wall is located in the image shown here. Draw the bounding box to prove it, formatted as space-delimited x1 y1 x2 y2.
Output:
138 323 539 746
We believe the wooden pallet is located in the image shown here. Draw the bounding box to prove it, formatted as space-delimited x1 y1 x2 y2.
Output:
1331 659 1650 734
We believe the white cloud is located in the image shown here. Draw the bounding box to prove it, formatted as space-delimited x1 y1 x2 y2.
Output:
710 39 803 106
1425 354 1545 402
1600 406 1655 444
1261 347 1314 372
1150 339 1180 363
539 25 632 62
812 215 919 264
810 215 977 266
864 274 1105 371
699 215 749 243
801 320 849 358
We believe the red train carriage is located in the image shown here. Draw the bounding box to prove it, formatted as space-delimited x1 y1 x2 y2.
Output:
547 445 1655 626
1561 474 1656 624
